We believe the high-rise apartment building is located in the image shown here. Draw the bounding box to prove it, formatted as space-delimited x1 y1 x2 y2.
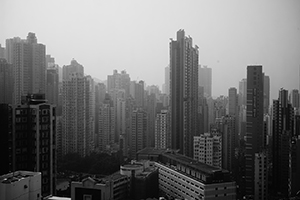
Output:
254 151 268 200
146 93 157 147
130 80 145 108
215 116 236 172
62 61 92 157
170 29 199 158
239 78 247 106
228 87 238 116
98 94 115 152
13 94 56 197
0 44 5 59
62 59 84 80
263 75 270 114
164 65 170 95
289 89 299 109
194 132 222 168
245 65 264 197
198 86 209 134
199 65 212 98
272 89 294 198
95 83 106 147
6 33 46 105
0 104 13 175
46 68 59 106
130 109 147 159
154 110 169 149
0 58 13 104
107 70 131 98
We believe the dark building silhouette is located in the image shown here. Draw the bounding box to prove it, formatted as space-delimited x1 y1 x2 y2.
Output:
170 29 199 158
0 104 13 175
272 89 294 198
0 94 56 197
245 65 264 198
0 58 13 104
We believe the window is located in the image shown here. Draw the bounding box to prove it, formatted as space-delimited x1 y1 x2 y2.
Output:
83 195 92 200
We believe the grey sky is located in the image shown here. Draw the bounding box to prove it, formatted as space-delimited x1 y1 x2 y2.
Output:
1 0 299 100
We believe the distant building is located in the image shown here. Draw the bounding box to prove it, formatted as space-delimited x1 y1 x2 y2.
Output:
0 58 13 104
155 110 170 149
263 75 270 114
0 44 5 59
98 94 115 152
194 132 222 168
0 171 42 200
129 109 148 159
107 70 131 98
62 59 84 80
289 89 300 109
199 65 212 98
146 93 157 147
238 78 247 107
62 64 93 157
164 65 170 95
46 67 59 106
6 33 46 105
215 116 236 172
228 87 238 116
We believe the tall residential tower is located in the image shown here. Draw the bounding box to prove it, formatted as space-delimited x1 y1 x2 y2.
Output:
170 29 199 157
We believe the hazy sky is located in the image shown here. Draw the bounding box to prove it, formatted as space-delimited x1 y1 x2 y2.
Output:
1 0 300 100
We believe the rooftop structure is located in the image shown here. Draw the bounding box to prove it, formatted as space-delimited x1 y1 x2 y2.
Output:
0 171 42 200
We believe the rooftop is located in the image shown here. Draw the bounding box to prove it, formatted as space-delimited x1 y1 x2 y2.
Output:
137 147 168 155
0 171 41 184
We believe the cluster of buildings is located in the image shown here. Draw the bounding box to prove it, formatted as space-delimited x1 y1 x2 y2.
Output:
0 30 300 200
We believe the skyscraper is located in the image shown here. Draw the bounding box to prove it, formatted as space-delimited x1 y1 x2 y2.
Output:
245 65 264 197
170 29 199 157
62 59 84 80
238 78 247 106
13 94 56 197
98 94 115 152
154 110 170 149
0 58 13 104
46 67 59 106
198 65 212 98
289 89 300 109
62 60 92 157
0 44 5 59
263 75 270 114
272 89 294 198
228 87 238 116
130 109 147 159
6 33 46 105
164 65 170 95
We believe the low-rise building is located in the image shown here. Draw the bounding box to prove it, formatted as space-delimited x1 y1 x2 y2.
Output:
137 147 236 200
0 171 42 200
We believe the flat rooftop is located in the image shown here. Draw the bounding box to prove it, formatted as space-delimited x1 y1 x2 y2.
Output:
162 152 225 175
137 147 167 156
137 147 228 175
0 171 41 184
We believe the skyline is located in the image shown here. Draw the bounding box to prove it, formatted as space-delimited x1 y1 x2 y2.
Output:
1 0 300 99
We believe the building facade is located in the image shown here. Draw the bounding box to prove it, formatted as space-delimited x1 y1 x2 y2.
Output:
170 29 199 158
245 65 264 197
194 133 222 168
199 65 212 98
